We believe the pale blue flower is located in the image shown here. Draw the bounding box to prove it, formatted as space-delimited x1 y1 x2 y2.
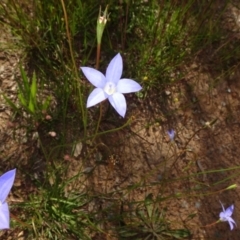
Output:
219 202 236 230
167 129 175 141
81 53 142 117
0 169 16 230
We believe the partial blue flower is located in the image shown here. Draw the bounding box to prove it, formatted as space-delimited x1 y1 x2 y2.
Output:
81 53 142 117
0 169 16 230
167 129 175 141
219 202 236 230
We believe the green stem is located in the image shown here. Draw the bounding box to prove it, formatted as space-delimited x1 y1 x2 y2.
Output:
93 117 132 138
93 43 102 140
96 44 101 70
93 101 103 141
60 0 86 136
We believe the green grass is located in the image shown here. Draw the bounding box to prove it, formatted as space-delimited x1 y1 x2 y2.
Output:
1 0 240 239
13 175 95 239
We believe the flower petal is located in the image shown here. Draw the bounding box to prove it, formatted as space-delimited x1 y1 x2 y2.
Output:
227 217 236 227
0 169 16 203
81 67 106 88
108 93 126 117
224 205 234 217
228 219 234 230
0 202 10 229
106 53 122 84
117 79 142 93
87 88 107 108
220 201 225 212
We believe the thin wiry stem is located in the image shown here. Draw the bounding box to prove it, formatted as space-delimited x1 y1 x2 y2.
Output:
60 0 86 136
93 43 102 140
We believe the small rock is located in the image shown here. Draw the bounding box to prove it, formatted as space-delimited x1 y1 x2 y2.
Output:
48 131 56 137
165 90 171 95
73 141 83 157
82 167 94 174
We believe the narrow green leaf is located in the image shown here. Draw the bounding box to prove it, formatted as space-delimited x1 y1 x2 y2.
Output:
18 92 27 107
19 65 30 97
42 96 52 111
163 229 191 239
30 72 37 100
28 98 35 113
3 94 19 111
28 72 38 113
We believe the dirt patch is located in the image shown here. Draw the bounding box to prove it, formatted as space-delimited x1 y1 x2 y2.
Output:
82 66 240 239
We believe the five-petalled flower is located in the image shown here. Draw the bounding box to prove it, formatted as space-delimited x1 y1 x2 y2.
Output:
0 169 16 230
219 201 236 230
81 53 142 117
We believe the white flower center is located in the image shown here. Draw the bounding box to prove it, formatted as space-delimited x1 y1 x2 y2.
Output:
104 82 116 95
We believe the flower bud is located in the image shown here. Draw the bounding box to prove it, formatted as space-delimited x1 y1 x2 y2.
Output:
97 5 108 44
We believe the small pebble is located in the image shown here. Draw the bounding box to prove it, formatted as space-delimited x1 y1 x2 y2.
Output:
48 131 56 137
165 90 171 95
